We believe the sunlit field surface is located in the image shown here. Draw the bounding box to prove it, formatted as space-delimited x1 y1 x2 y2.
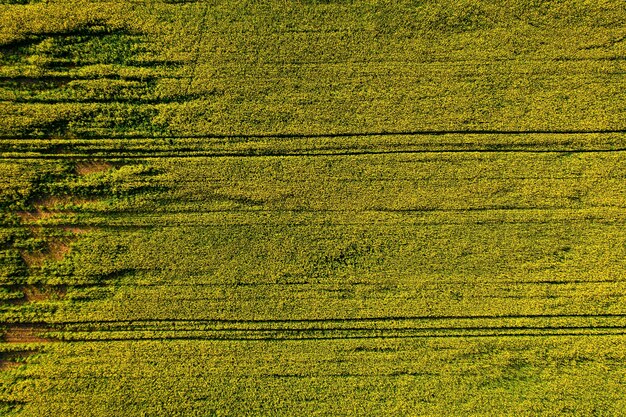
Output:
2 1 626 415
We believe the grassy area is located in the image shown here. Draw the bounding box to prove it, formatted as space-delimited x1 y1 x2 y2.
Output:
2 1 626 416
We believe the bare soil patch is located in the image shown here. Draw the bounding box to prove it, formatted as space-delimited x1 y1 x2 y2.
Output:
0 360 21 371
20 250 47 268
3 325 55 344
22 285 67 303
31 195 100 211
15 210 55 223
75 161 113 176
48 240 71 261
21 241 70 267
4 285 67 306
60 226 91 235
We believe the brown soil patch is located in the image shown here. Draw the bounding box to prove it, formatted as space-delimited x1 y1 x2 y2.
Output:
20 250 47 268
4 285 67 306
0 360 21 371
75 161 113 176
3 325 55 344
31 195 99 211
22 286 47 303
48 240 70 261
21 238 74 268
32 195 67 209
16 210 55 223
61 226 92 235
22 285 66 303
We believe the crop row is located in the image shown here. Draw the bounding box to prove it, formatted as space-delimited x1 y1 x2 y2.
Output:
3 132 626 157
3 335 626 416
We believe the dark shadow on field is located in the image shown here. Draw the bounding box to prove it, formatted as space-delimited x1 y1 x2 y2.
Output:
0 21 189 138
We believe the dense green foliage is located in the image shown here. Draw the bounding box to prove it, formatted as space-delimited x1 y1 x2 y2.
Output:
2 0 626 137
2 0 626 416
